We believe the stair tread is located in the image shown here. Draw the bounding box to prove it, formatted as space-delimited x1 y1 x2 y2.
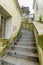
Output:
21 35 34 37
21 31 33 33
16 42 36 46
20 38 34 39
19 38 34 39
19 38 35 41
18 40 35 42
10 45 36 49
2 55 39 65
21 31 33 35
6 49 38 58
21 33 33 36
17 41 35 43
0 28 39 65
10 45 37 53
21 37 34 39
21 34 33 36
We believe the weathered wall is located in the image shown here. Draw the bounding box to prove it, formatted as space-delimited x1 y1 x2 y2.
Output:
21 18 33 30
33 24 43 65
34 0 43 20
34 1 43 64
0 0 21 39
22 21 43 65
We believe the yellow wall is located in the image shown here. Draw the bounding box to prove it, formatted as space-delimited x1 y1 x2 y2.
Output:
33 23 43 65
38 45 43 65
0 0 21 39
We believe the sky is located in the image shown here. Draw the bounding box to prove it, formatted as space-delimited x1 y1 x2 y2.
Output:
18 0 34 14
18 0 34 9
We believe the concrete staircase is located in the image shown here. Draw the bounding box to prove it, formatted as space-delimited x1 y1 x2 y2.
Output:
0 28 39 65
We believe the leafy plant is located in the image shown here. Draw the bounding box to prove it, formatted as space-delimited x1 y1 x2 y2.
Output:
38 15 42 23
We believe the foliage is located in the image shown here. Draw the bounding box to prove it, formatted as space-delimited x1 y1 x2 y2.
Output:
38 15 42 23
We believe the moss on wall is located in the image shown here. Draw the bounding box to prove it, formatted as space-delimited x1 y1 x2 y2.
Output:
0 23 22 56
33 24 43 50
38 35 43 50
22 21 33 31
0 44 7 56
33 24 43 65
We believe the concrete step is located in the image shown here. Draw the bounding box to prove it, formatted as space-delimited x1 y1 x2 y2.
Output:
21 31 34 35
6 50 38 60
14 43 36 47
21 28 29 31
17 41 35 43
15 42 36 47
21 34 34 37
21 29 33 33
21 33 34 37
20 37 34 39
17 39 35 42
21 30 32 32
1 55 39 65
10 45 36 49
21 36 34 39
21 31 33 34
10 45 37 53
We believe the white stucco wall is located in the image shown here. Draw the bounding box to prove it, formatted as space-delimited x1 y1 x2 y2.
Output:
34 0 43 20
0 0 21 39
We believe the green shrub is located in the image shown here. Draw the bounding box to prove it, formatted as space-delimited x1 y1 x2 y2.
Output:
38 15 42 23
0 51 3 56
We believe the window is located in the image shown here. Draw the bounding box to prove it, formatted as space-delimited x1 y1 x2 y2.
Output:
0 16 6 38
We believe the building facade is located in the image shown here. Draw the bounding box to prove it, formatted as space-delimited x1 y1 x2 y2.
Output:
0 0 21 39
33 0 43 20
